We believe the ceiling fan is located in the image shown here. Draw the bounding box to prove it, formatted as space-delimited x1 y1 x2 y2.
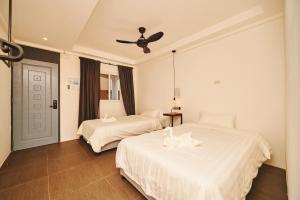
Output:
116 27 164 54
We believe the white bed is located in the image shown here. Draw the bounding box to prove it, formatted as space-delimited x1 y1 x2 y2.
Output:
116 123 271 200
77 115 164 153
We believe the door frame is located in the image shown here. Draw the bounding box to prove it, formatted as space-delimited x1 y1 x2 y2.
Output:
11 48 60 150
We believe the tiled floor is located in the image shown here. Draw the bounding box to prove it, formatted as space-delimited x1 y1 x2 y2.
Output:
0 139 287 200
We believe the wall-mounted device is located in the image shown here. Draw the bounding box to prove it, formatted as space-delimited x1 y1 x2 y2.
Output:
0 0 24 67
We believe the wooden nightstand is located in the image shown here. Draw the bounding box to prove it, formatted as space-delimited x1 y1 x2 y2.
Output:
163 112 183 127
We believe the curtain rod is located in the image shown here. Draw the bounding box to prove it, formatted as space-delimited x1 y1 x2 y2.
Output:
99 60 133 68
100 61 119 67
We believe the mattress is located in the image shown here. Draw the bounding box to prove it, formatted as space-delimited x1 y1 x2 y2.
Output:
116 123 271 200
77 115 163 153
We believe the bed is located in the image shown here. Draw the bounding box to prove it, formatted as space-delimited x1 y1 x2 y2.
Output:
77 114 165 153
116 123 271 200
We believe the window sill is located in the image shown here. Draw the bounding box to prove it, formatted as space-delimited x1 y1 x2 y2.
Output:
100 100 122 103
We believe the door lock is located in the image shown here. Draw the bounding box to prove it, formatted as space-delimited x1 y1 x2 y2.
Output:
50 100 57 109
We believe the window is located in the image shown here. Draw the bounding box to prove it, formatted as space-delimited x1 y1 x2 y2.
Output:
100 73 120 100
100 74 109 100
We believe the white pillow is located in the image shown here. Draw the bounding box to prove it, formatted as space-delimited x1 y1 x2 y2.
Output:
141 109 162 118
198 112 236 128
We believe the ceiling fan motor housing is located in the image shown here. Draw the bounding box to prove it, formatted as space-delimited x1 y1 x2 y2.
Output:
137 38 148 48
139 27 146 34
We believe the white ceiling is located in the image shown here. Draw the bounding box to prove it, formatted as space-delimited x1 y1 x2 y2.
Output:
0 0 98 49
0 0 283 64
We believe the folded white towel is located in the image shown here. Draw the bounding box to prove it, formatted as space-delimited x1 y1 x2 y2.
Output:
100 116 117 123
163 127 202 148
164 127 174 137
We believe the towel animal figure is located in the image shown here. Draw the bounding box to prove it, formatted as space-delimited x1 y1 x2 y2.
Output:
163 127 202 148
100 113 117 123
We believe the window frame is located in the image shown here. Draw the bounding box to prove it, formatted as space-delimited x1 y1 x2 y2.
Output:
100 73 121 101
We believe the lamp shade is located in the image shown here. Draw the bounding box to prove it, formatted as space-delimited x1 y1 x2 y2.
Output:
171 99 177 107
171 98 181 110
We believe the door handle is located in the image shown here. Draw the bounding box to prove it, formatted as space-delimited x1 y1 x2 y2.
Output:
50 100 58 109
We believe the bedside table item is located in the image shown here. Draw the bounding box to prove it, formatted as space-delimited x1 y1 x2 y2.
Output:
163 112 183 127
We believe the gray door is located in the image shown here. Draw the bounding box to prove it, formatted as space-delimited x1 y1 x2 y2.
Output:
13 59 59 150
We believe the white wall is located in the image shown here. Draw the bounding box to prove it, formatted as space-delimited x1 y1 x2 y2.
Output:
137 18 286 168
285 0 300 199
60 54 135 141
0 25 11 167
60 54 81 141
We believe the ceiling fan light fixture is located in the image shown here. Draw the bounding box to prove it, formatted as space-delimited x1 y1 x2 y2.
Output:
143 46 151 54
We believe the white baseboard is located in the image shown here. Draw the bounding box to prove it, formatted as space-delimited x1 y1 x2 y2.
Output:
60 134 80 142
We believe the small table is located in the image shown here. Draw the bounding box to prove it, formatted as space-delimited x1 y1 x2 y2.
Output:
163 112 183 127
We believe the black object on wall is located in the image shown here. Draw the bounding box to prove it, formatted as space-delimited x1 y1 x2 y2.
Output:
118 65 135 115
0 0 24 67
78 57 101 127
17 45 60 63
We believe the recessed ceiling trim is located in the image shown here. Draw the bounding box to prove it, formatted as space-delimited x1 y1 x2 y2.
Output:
136 12 283 66
72 45 135 65
136 5 264 64
181 13 283 56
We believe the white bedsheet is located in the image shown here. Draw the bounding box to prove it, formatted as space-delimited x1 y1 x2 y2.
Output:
116 123 271 200
77 115 163 152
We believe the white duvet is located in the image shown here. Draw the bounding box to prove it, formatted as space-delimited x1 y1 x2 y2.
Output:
77 115 163 153
116 123 271 200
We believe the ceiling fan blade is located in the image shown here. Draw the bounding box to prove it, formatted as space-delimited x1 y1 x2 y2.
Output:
116 40 136 44
143 46 151 54
146 32 164 43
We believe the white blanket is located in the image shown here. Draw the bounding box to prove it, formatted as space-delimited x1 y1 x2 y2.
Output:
77 115 163 152
116 123 271 200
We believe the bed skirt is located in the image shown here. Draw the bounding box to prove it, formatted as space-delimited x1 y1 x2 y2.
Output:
81 136 120 153
120 169 155 200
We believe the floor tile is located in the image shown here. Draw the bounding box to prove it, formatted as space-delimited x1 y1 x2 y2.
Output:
74 179 123 200
1 149 47 173
47 141 86 160
49 160 100 199
106 174 142 200
48 151 91 175
91 156 118 177
0 161 47 191
0 177 48 200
